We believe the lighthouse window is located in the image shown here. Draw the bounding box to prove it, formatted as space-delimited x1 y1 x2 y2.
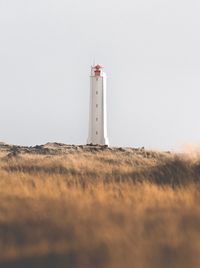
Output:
96 117 98 121
96 131 98 135
96 91 98 95
96 104 98 108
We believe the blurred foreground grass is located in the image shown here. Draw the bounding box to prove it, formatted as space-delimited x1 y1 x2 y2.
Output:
0 147 200 267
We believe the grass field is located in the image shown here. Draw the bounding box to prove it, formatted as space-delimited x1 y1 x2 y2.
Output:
0 144 200 267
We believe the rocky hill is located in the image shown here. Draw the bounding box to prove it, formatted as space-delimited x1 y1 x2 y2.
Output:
0 141 168 157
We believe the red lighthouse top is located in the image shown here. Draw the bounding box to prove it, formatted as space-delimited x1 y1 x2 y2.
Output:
95 64 103 69
94 64 103 76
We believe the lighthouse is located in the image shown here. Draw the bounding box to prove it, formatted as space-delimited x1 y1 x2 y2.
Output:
87 64 109 146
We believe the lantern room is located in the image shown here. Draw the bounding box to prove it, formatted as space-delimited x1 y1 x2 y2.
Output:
94 64 103 77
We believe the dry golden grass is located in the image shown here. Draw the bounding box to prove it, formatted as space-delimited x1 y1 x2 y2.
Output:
0 147 200 267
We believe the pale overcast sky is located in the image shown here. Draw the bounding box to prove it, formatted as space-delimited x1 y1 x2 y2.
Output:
0 0 200 150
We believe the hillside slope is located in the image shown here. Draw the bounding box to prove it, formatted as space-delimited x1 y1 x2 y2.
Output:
0 143 200 268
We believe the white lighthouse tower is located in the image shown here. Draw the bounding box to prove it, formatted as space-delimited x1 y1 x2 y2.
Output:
87 64 109 146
